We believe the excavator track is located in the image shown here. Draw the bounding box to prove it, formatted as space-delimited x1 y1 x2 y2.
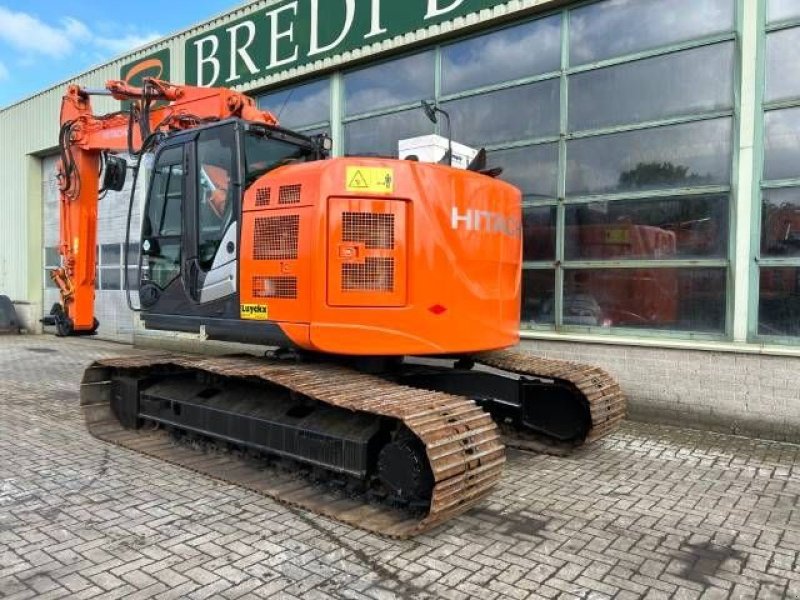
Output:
80 353 505 539
474 349 627 453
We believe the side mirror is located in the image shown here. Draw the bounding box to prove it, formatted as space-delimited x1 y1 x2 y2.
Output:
102 155 128 192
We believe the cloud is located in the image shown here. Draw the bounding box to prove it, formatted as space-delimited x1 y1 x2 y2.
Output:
0 59 7 80
0 6 159 60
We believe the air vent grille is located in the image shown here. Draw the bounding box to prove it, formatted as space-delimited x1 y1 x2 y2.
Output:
342 212 395 249
253 215 299 260
342 258 395 292
279 184 302 205
255 187 271 207
253 276 298 299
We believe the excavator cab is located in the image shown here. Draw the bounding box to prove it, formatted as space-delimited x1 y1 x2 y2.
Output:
138 120 319 335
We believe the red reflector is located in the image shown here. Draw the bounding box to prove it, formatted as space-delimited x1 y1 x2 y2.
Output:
429 305 447 315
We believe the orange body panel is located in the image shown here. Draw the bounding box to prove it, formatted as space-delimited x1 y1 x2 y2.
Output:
239 158 522 356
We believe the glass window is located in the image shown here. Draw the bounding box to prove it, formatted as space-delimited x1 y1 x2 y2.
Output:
564 268 726 332
565 195 729 260
759 267 800 336
523 206 557 262
768 0 800 23
344 52 435 116
100 267 121 291
522 270 556 325
101 244 121 267
443 79 560 147
765 27 800 103
441 16 561 95
344 110 433 157
258 79 330 130
489 144 559 201
566 118 733 196
762 188 800 257
44 247 60 267
569 0 734 66
764 108 800 182
569 43 734 132
143 146 183 290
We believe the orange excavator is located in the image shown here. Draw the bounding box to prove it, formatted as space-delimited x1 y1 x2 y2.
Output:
50 78 625 537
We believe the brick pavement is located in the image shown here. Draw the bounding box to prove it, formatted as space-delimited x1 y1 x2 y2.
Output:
0 336 799 599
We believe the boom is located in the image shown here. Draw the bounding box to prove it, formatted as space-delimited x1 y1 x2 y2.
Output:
51 78 279 333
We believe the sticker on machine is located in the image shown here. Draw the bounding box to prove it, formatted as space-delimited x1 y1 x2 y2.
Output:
240 303 269 321
346 167 394 194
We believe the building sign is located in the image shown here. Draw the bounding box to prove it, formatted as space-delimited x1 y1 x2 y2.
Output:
186 0 509 87
120 49 172 108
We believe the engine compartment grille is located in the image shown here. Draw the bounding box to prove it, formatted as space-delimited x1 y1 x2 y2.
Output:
253 276 298 299
253 215 299 260
255 187 271 207
342 258 395 292
279 184 302 205
342 212 395 249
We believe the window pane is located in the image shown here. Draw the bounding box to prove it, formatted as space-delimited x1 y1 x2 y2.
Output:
44 247 59 267
565 195 729 260
523 206 557 262
760 267 800 335
126 268 140 292
489 143 559 201
564 268 726 332
44 271 58 289
762 188 800 257
344 52 435 116
570 0 734 66
100 267 121 291
258 79 330 129
522 270 556 326
769 0 800 23
566 118 733 196
443 80 560 147
197 127 237 271
569 43 734 132
344 110 433 157
766 28 800 104
764 108 800 181
101 244 121 267
441 16 561 95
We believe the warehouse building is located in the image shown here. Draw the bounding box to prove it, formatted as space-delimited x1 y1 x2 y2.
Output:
1 0 799 441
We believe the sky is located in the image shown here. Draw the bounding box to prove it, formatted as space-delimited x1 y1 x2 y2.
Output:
0 1 243 108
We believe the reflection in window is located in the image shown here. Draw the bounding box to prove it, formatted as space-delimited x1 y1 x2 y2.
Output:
443 79 560 147
44 247 60 267
760 268 800 336
523 206 557 262
258 79 331 130
569 43 734 132
100 267 121 291
765 27 800 103
565 195 729 260
344 52 435 116
569 0 734 66
344 110 433 157
768 0 800 23
522 270 555 325
441 16 561 95
566 118 733 196
764 107 800 182
101 244 121 267
489 144 559 201
762 188 800 257
564 268 726 332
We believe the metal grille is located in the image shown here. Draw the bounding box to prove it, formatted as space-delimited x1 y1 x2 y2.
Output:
342 212 395 249
255 187 271 207
253 276 298 299
253 215 299 260
278 184 302 205
342 258 395 292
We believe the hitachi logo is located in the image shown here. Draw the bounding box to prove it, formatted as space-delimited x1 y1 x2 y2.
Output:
451 207 521 238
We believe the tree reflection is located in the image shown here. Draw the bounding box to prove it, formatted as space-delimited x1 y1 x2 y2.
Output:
619 161 711 189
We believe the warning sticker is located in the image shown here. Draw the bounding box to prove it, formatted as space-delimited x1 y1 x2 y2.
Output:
346 167 394 194
240 303 269 321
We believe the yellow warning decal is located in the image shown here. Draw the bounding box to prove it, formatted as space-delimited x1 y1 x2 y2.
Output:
346 167 394 194
240 303 269 321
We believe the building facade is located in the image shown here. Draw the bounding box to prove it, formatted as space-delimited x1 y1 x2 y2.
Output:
2 0 800 440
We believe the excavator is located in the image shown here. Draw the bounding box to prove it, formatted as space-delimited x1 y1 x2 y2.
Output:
49 78 625 537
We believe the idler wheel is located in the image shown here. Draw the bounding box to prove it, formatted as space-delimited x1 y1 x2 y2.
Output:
377 436 434 504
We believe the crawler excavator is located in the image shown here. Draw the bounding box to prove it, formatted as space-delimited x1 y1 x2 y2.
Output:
50 78 625 537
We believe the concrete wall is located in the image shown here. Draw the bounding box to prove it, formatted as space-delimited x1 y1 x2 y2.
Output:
519 338 800 443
